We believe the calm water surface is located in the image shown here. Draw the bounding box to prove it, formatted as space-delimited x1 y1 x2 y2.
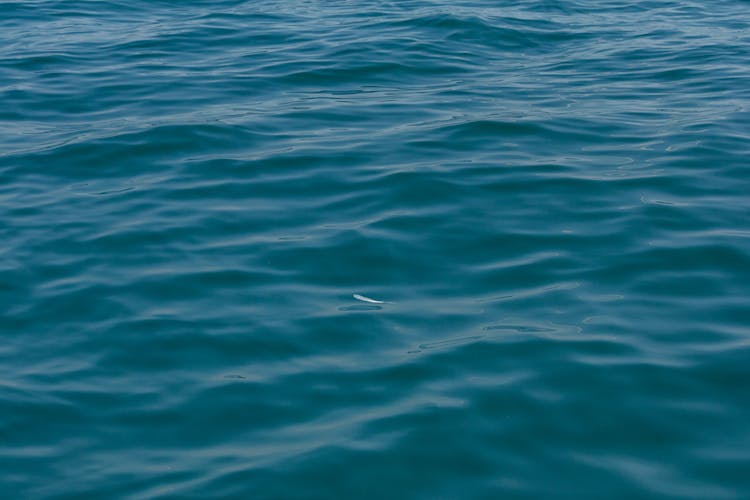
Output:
2 0 750 497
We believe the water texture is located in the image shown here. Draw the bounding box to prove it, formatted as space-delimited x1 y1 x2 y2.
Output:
2 0 750 497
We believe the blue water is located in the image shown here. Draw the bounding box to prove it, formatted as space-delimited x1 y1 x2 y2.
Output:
2 1 750 497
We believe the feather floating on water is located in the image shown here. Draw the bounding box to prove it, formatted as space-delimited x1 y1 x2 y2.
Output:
353 294 388 304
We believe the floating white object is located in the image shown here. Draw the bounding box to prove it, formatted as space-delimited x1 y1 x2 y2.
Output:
353 294 387 304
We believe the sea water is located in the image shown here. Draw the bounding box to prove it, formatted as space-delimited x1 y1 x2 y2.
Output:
2 1 750 497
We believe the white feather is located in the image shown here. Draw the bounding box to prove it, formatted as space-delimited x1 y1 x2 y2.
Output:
353 294 387 304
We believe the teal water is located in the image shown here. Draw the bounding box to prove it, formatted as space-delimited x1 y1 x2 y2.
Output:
2 1 750 497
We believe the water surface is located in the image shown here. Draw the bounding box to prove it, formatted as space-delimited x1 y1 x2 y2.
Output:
2 0 750 497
